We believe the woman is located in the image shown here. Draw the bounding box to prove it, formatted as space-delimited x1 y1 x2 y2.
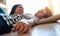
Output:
10 4 31 33
10 4 24 15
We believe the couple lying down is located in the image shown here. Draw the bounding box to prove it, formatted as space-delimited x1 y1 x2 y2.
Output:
9 4 60 34
0 4 60 34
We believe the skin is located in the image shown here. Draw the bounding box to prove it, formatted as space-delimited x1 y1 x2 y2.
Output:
13 5 31 33
35 8 47 19
14 6 49 34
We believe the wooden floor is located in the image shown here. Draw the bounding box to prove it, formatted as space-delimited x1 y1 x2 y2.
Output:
1 22 60 36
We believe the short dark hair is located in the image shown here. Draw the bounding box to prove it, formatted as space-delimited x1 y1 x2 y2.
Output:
9 4 22 15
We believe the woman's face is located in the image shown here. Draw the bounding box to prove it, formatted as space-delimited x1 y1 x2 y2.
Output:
35 9 47 18
15 5 24 15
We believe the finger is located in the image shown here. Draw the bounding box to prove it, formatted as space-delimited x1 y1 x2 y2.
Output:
22 26 28 33
27 26 31 32
15 24 21 31
18 25 24 33
25 25 31 33
14 22 24 31
14 24 19 31
14 22 20 29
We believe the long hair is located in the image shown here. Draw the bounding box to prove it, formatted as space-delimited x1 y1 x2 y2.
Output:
10 4 22 15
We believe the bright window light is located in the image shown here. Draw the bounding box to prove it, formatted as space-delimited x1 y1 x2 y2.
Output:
52 0 60 15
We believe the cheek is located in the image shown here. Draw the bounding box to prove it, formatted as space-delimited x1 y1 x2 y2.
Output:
42 12 47 16
15 9 18 13
15 8 19 12
15 9 20 14
18 8 24 12
35 13 41 17
35 13 38 16
38 13 45 18
16 8 21 12
38 13 42 16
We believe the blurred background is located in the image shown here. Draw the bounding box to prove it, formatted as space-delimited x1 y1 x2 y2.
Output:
0 0 60 15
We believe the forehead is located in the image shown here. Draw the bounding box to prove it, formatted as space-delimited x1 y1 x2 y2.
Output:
37 9 46 13
37 9 44 12
17 5 23 8
38 10 41 12
41 8 46 11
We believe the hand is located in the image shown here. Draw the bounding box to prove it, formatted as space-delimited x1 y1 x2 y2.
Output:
14 21 31 33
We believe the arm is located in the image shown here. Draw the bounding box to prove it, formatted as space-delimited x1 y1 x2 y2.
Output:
38 14 60 24
20 14 60 26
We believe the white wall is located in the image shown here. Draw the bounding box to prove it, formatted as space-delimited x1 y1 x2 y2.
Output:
6 0 49 15
52 0 60 15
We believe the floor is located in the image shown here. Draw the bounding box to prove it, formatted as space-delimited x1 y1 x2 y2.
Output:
1 23 60 36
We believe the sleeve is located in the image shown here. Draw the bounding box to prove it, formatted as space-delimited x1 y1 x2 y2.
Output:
10 14 22 24
38 14 60 24
0 14 13 35
23 13 40 24
19 16 40 25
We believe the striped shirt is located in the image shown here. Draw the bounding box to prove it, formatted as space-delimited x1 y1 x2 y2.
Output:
0 13 40 26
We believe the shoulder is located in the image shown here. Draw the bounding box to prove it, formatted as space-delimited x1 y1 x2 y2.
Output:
23 13 33 19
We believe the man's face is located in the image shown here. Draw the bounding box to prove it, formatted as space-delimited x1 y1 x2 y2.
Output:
35 9 47 18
